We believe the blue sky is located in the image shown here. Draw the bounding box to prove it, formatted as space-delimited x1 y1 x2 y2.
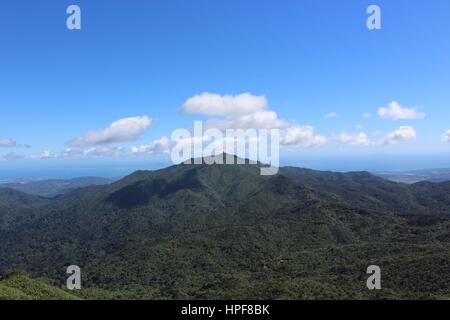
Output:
1 0 449 178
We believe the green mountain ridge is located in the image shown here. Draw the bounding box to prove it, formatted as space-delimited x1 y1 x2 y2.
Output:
0 156 450 299
0 188 48 209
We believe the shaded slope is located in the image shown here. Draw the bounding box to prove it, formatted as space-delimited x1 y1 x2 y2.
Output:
0 188 48 209
280 167 442 215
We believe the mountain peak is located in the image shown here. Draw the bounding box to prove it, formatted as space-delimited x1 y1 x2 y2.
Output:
183 153 259 166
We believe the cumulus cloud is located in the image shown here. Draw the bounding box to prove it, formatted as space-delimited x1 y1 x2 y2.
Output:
62 148 85 158
183 93 288 130
182 92 267 117
378 101 425 120
442 130 450 143
182 92 325 149
0 138 17 147
324 112 338 119
60 146 125 158
83 146 125 157
68 116 153 147
205 110 288 131
31 150 54 159
333 126 417 146
382 126 416 145
281 126 327 148
332 132 372 146
131 136 171 155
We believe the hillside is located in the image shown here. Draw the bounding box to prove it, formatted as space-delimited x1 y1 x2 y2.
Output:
280 167 450 215
0 156 449 299
0 188 48 209
0 271 79 300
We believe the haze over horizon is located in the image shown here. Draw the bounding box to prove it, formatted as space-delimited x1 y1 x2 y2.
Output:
1 152 450 181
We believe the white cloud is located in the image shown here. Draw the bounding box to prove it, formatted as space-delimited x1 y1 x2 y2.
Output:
332 132 372 146
0 138 17 147
281 126 327 148
68 116 153 147
131 136 171 155
31 150 54 159
60 147 125 158
378 101 425 120
182 93 325 149
205 110 288 131
442 130 450 143
324 112 338 119
362 113 372 118
183 93 287 130
62 148 84 158
333 126 417 146
83 146 125 157
382 126 416 145
182 92 267 117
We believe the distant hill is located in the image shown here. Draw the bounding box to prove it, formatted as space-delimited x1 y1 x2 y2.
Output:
374 168 450 184
280 167 450 215
0 188 48 209
0 176 117 197
0 271 79 300
0 155 450 299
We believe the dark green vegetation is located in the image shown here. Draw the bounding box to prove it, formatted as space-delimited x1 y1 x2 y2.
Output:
0 176 117 197
0 155 449 300
0 188 49 210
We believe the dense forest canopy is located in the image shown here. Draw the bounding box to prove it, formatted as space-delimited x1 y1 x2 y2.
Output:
1 156 449 299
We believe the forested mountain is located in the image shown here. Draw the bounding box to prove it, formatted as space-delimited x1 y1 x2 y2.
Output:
0 271 79 300
0 188 48 209
280 167 450 215
0 155 449 300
